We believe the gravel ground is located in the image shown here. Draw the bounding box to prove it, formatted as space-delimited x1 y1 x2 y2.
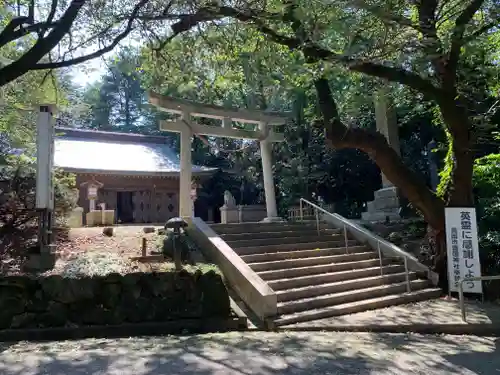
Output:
0 331 499 375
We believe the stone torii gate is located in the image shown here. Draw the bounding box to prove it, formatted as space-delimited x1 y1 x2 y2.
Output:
149 92 289 221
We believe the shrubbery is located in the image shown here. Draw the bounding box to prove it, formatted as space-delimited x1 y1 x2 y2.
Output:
473 154 500 298
0 150 78 264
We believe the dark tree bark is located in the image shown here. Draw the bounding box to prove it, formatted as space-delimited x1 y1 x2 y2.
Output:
0 0 150 87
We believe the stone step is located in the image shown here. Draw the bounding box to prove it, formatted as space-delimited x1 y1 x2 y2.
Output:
226 234 346 248
248 251 377 272
274 288 442 326
277 279 430 315
268 264 406 291
221 229 340 241
210 222 331 234
234 240 359 256
257 258 386 281
240 246 370 263
276 272 417 303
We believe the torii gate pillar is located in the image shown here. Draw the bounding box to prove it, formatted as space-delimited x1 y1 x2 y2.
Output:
149 92 289 222
179 112 194 218
259 122 279 221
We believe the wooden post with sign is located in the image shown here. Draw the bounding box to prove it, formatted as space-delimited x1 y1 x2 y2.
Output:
35 105 56 254
445 207 483 295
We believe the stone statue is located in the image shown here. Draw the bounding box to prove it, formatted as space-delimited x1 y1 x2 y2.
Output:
223 190 236 208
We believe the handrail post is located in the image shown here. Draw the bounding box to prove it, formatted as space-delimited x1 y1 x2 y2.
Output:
377 240 383 276
296 197 439 289
404 256 411 293
344 224 348 254
315 209 320 236
459 280 466 322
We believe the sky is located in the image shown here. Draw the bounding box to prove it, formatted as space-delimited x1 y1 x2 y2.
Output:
70 58 107 87
69 36 142 87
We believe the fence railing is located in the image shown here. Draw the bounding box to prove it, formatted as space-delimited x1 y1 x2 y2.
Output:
297 198 438 291
288 204 334 222
459 275 500 322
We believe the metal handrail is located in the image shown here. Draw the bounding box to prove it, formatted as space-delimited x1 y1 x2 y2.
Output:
459 275 500 322
299 198 437 292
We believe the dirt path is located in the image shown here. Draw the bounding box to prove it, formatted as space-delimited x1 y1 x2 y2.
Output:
55 225 163 260
0 331 498 374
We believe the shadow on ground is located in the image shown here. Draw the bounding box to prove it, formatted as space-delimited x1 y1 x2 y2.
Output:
0 331 499 374
287 299 500 329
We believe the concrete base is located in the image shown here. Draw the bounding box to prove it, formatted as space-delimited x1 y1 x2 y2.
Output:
361 211 401 222
362 186 401 222
260 216 285 223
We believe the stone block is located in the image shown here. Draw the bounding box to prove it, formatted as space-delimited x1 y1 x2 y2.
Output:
366 201 377 213
220 206 239 224
102 210 115 225
68 207 83 228
374 186 399 199
238 205 267 223
361 210 401 222
0 269 230 330
374 196 400 210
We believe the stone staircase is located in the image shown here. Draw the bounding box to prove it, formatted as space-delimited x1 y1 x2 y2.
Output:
210 221 441 327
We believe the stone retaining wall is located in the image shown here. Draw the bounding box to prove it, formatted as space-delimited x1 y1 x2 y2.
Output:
0 270 230 329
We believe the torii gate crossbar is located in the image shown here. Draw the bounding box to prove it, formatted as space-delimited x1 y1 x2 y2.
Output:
149 92 290 220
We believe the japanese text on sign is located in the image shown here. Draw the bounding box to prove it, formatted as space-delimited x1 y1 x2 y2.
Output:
445 208 482 294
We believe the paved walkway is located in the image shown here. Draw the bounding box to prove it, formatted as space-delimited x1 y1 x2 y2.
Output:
285 298 500 328
0 332 499 374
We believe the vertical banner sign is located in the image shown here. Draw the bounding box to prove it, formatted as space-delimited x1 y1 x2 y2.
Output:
445 207 482 294
36 105 55 210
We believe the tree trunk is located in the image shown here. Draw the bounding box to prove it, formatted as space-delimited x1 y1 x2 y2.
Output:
431 99 475 287
314 78 446 229
438 99 475 207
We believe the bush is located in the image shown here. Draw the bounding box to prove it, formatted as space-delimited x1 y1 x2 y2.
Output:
0 153 77 263
159 230 195 263
473 154 500 298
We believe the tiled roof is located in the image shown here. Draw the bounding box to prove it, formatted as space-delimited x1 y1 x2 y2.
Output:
53 127 216 176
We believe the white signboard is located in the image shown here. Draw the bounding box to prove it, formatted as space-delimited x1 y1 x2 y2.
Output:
445 207 482 294
87 186 98 199
35 106 55 210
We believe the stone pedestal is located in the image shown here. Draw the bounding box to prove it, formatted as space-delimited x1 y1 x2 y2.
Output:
220 191 238 224
68 207 84 228
86 210 115 226
239 204 267 222
362 86 402 222
362 186 401 222
220 205 239 223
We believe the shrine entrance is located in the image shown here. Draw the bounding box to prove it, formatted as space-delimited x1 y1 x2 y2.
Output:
116 191 134 223
149 93 290 220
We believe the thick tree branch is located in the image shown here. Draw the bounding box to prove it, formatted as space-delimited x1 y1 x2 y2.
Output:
167 6 443 100
448 0 488 77
0 0 85 87
351 0 421 31
0 0 149 84
314 77 445 230
42 0 60 37
0 17 31 48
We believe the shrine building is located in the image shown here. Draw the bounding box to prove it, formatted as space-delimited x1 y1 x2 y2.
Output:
53 127 216 224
